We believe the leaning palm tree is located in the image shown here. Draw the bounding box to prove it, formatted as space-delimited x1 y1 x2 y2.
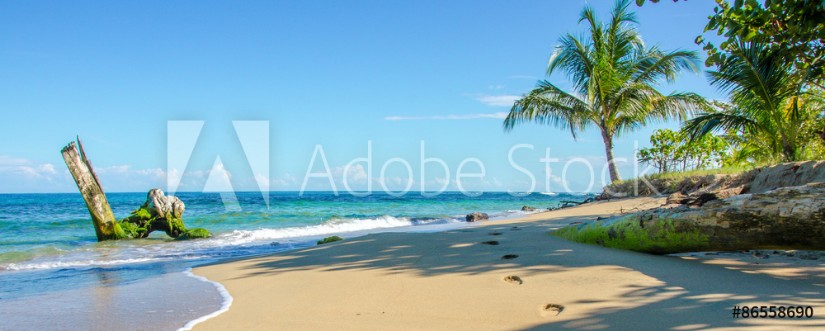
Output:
682 40 813 162
504 0 704 183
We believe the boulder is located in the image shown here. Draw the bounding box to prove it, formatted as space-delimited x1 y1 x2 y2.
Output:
521 206 536 212
666 192 688 205
466 212 489 222
746 161 825 193
685 192 719 207
667 191 721 207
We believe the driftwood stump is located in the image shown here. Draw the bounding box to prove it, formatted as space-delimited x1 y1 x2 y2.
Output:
61 138 124 241
120 189 210 239
61 137 210 241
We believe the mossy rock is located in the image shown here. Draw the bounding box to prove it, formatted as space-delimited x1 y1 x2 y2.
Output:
317 236 343 245
177 228 212 240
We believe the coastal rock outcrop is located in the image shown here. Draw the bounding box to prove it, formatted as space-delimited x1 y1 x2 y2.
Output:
521 206 536 212
746 161 825 194
555 183 825 254
600 161 825 201
466 212 489 222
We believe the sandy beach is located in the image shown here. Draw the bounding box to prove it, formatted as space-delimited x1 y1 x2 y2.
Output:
193 197 825 330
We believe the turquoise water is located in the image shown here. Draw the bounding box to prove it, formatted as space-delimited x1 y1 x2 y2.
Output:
0 191 588 330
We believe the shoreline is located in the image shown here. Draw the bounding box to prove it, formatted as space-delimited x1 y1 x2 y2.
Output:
0 195 562 331
176 205 558 328
178 268 234 331
170 203 555 329
191 196 825 330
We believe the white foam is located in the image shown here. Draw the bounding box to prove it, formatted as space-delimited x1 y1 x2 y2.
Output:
178 268 233 331
4 257 159 271
216 215 444 245
2 215 460 272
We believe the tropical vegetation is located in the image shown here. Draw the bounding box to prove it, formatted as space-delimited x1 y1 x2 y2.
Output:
638 128 728 173
641 0 825 167
503 0 704 182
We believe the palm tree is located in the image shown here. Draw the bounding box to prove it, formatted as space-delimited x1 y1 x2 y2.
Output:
683 40 812 162
504 0 703 183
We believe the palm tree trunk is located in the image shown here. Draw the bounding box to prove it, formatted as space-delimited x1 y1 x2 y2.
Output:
601 129 621 183
780 136 797 162
819 126 825 143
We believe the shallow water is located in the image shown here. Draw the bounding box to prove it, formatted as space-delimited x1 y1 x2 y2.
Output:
0 264 223 331
0 191 588 329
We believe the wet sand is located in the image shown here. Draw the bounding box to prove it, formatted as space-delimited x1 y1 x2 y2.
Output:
0 266 223 331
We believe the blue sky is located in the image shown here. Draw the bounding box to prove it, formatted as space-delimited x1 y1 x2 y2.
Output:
0 0 726 194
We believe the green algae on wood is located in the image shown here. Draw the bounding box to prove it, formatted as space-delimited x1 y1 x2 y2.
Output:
118 205 211 240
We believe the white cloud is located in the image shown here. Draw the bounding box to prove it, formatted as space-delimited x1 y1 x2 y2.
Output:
272 173 298 188
136 168 166 181
202 158 234 192
385 112 508 121
0 155 59 179
475 95 520 107
96 165 132 174
254 173 270 191
0 156 30 166
334 163 368 183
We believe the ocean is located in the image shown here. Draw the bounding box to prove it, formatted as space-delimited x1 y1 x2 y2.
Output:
0 191 589 330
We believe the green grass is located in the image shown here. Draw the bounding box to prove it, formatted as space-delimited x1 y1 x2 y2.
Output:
610 165 753 187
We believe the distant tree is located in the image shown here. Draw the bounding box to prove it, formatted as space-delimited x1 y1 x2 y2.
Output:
638 128 728 173
638 129 681 173
504 0 704 183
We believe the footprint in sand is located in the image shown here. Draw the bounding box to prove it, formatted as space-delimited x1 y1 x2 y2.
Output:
501 254 519 260
542 304 565 316
489 231 502 236
503 275 523 285
482 240 500 245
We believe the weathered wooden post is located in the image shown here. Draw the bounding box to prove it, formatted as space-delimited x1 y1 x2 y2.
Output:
61 137 124 241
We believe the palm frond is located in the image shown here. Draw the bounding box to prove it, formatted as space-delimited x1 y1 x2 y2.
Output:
681 109 762 142
633 49 700 84
503 80 593 139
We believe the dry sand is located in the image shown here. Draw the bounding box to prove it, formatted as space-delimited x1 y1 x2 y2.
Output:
193 197 825 330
